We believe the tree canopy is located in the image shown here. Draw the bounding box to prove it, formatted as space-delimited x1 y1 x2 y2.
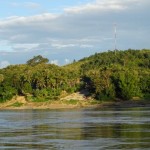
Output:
26 55 49 66
0 49 150 102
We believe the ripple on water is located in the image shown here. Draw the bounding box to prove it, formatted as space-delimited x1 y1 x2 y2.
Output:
0 107 150 149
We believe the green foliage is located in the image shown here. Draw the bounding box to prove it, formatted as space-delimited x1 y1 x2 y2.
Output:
0 74 4 83
113 70 141 100
0 49 150 103
82 69 116 100
143 94 150 100
10 102 23 107
139 71 150 95
80 49 150 71
30 97 50 102
22 82 33 94
26 55 49 66
0 84 17 102
63 99 79 105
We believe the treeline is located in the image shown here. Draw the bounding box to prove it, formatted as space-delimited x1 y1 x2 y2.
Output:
79 49 150 100
0 56 80 102
0 49 150 102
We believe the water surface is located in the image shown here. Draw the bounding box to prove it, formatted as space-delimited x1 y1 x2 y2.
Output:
0 107 150 150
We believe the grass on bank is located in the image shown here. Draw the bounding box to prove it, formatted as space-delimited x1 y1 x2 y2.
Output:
10 102 24 107
25 95 60 103
61 99 102 106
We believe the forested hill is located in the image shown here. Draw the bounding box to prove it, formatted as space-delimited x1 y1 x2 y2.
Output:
0 49 150 103
66 49 150 71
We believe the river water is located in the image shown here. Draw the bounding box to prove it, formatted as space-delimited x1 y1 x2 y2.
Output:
0 107 150 150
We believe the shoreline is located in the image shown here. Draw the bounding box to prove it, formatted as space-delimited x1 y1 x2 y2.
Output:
0 96 150 110
98 100 150 108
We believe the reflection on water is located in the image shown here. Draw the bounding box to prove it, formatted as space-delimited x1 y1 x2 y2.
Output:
0 107 150 150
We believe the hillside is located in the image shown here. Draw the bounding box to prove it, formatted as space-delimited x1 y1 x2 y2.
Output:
65 49 150 70
0 49 150 105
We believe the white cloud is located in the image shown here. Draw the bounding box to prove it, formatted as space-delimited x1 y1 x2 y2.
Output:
10 2 41 9
65 59 70 64
24 2 41 9
80 44 94 48
64 0 128 14
0 13 57 26
12 43 39 52
50 60 59 65
51 43 76 49
0 61 10 69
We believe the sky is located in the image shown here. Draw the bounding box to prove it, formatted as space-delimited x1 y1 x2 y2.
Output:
0 0 150 68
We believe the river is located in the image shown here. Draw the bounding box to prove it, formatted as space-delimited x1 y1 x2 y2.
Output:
0 107 150 150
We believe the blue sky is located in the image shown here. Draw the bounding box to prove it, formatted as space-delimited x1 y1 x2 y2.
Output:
0 0 150 68
0 0 91 17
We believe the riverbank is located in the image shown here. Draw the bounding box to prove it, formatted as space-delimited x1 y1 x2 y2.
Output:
0 96 97 110
98 100 150 108
0 95 150 110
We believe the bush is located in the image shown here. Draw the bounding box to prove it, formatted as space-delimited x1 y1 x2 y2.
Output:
0 85 17 102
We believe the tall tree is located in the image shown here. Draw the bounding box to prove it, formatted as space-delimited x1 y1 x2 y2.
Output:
26 55 49 66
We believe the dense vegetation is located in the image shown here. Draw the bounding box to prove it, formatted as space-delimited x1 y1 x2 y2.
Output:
0 49 150 103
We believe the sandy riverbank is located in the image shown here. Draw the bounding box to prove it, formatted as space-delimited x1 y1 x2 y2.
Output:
0 95 97 110
0 95 150 110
